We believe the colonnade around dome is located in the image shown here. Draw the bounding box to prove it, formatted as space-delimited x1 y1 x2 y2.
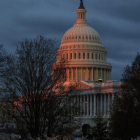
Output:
66 67 111 82
57 51 107 62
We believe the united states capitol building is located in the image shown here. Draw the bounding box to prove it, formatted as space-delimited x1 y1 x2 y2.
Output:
54 0 121 130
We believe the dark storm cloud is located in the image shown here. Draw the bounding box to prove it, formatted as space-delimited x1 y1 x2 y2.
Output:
0 0 140 80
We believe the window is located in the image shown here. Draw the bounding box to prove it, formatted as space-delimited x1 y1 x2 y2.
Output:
67 54 68 59
79 36 81 39
92 53 94 59
83 53 85 59
86 36 88 39
87 53 89 59
70 53 72 59
76 36 77 39
96 53 97 60
99 54 100 60
74 53 76 59
89 36 91 40
78 53 81 59
63 54 65 59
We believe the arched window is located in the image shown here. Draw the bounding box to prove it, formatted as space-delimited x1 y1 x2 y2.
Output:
92 53 94 59
70 53 72 59
96 53 97 60
83 36 84 39
63 54 65 59
87 53 89 59
89 36 91 40
83 53 85 59
78 53 81 59
74 53 76 59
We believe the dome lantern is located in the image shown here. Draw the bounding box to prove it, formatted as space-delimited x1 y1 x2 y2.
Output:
74 0 89 26
79 0 85 9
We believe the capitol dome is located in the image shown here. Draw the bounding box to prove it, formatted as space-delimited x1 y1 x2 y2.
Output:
61 25 102 45
55 0 112 83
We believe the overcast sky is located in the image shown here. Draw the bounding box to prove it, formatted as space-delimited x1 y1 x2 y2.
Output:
0 0 140 81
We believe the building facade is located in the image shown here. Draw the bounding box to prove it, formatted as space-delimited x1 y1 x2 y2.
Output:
54 0 121 128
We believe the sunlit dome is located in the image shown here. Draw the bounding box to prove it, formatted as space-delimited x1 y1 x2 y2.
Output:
61 0 102 45
61 25 102 45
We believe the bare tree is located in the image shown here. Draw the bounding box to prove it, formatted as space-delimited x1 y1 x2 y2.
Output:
1 36 80 139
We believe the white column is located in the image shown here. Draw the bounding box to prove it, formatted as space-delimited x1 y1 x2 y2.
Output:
76 52 78 60
94 94 96 116
76 95 78 116
108 94 111 116
112 93 114 103
81 68 82 81
106 69 109 80
83 95 85 116
91 68 93 81
90 94 93 116
76 68 78 81
72 96 74 115
71 68 73 81
109 70 110 80
110 70 111 80
87 94 89 116
71 96 73 115
68 53 70 60
104 69 106 81
74 96 77 116
108 70 110 80
85 52 87 59
81 52 83 59
101 68 102 80
86 68 88 81
67 69 69 81
96 68 98 81
80 95 82 116
100 94 103 115
107 70 109 80
72 52 74 59
104 94 106 116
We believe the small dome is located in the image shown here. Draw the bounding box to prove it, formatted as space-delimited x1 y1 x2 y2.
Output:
61 25 102 44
